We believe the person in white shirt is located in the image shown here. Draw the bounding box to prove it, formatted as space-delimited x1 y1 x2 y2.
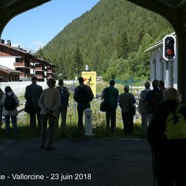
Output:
118 85 136 135
38 78 61 150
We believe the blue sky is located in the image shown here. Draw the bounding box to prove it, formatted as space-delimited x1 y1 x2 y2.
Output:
1 0 99 51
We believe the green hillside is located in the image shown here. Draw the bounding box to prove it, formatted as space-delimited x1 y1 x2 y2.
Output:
37 0 173 81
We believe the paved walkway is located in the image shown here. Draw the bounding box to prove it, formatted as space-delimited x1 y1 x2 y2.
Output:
0 138 154 186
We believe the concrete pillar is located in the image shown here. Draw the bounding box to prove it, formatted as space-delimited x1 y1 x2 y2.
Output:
84 108 93 136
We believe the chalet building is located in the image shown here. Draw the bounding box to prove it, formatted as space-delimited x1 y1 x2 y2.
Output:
0 39 55 82
145 32 177 89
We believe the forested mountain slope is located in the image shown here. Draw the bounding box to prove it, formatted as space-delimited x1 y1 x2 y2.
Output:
38 0 173 81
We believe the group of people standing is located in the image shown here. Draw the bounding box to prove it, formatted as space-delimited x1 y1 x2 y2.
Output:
0 77 137 148
139 79 165 132
100 79 170 135
74 78 136 136
139 79 186 185
0 77 185 184
101 79 186 185
0 77 70 150
139 80 170 132
101 80 136 135
25 77 70 150
26 76 94 149
0 76 94 150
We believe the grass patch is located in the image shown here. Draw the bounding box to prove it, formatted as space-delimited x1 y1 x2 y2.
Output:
0 113 146 140
0 120 146 140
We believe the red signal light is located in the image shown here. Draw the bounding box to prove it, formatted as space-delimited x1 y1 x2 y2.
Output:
167 49 174 56
163 35 176 61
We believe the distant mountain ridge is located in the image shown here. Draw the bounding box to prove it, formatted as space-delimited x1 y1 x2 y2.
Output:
38 0 173 80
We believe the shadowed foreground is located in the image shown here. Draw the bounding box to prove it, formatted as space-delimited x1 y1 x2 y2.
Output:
0 138 153 186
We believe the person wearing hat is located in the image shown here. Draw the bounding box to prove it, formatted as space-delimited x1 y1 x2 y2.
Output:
118 85 136 135
24 76 43 132
55 79 70 136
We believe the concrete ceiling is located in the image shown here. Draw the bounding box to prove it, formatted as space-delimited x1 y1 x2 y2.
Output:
154 0 186 8
0 0 21 9
127 0 186 32
0 0 50 9
127 0 186 10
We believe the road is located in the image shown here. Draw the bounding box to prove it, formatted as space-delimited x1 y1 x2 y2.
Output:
0 138 154 186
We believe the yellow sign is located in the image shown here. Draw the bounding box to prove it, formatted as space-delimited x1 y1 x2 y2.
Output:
82 71 96 97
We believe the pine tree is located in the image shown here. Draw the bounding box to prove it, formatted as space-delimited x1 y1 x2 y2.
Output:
74 46 84 77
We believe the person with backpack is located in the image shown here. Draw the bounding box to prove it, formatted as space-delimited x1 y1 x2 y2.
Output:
101 80 119 132
55 79 70 136
145 79 163 127
0 86 19 137
147 88 186 185
74 77 94 129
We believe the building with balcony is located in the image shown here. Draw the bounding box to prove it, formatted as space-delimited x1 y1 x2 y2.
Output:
0 39 55 82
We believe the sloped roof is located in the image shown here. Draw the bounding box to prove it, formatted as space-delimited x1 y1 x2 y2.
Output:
0 42 55 67
0 42 28 54
144 32 176 52
0 64 21 74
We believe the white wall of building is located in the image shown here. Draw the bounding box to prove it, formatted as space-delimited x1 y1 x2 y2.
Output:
0 56 15 69
149 42 177 89
0 80 75 97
